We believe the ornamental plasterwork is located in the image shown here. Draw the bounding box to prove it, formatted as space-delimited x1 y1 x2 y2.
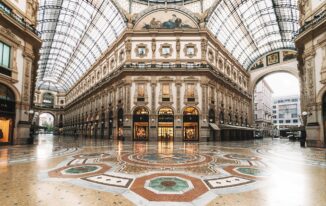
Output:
135 43 149 58
183 43 198 58
159 43 173 58
119 50 125 62
208 49 214 62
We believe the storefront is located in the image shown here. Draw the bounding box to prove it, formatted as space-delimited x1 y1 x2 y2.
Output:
0 83 15 145
183 107 199 141
108 110 113 139
158 107 174 141
133 107 149 141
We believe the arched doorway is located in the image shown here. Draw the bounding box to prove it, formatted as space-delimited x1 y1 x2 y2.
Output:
108 110 113 139
252 72 300 138
117 108 124 140
208 109 217 141
38 113 55 134
0 83 15 145
133 107 149 141
158 107 174 141
183 107 199 141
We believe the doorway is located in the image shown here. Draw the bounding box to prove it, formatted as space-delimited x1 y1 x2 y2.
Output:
133 107 149 141
158 107 174 141
183 107 199 141
0 83 15 145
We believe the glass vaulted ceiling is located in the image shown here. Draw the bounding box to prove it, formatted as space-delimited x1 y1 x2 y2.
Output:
36 0 126 92
36 0 299 92
207 0 299 69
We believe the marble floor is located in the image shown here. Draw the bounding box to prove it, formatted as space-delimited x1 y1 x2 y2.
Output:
0 134 326 206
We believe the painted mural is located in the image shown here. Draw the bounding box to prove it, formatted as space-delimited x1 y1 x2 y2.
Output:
283 51 296 61
250 58 264 70
134 10 197 30
266 52 280 66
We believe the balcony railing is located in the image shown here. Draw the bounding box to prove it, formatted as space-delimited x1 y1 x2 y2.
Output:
0 2 40 36
295 9 326 37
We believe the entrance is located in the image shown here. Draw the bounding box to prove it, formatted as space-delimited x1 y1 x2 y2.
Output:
0 83 15 145
208 109 217 141
133 107 149 141
108 111 113 139
183 107 199 141
117 108 124 140
158 107 174 141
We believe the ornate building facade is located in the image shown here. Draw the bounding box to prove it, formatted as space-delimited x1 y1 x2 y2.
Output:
0 0 41 145
296 0 326 147
61 9 253 142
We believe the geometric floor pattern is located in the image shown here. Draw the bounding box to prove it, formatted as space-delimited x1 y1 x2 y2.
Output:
1 135 326 205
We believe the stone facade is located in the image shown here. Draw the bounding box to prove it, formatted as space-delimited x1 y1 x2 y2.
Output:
254 80 273 137
296 0 326 147
0 0 41 145
61 9 253 141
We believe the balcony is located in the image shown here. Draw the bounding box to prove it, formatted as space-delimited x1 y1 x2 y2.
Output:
0 2 40 36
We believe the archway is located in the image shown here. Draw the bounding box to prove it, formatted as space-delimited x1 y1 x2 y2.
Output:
208 108 219 141
38 113 55 134
183 107 199 141
158 107 174 141
108 110 113 139
117 108 124 140
252 71 301 138
0 83 15 145
133 107 149 141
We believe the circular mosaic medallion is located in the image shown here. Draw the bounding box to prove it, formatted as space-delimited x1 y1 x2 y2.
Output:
121 152 212 168
145 176 193 194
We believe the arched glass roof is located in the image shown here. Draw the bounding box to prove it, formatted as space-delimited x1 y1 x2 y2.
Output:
207 0 299 69
36 0 126 92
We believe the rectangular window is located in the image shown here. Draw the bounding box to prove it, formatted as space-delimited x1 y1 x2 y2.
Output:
186 47 195 55
186 84 195 98
293 119 298 123
0 41 11 69
162 84 169 96
286 120 291 123
138 47 146 55
279 120 284 123
273 120 277 123
138 84 145 97
162 47 170 55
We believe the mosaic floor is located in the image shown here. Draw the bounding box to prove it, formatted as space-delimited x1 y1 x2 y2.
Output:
0 134 326 206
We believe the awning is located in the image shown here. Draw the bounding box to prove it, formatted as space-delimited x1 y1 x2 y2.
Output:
209 123 220 131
